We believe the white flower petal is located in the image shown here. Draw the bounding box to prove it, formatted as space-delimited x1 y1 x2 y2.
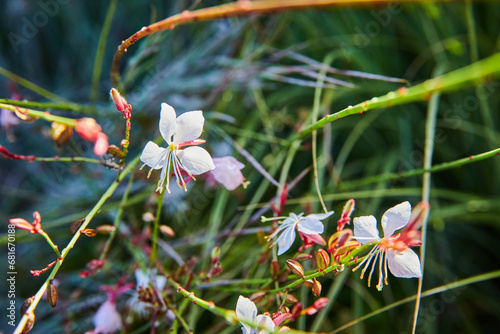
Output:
174 110 204 144
387 248 422 278
256 314 275 334
353 216 380 244
305 211 334 220
277 224 296 256
211 158 245 191
140 142 167 169
297 218 324 235
93 300 122 333
159 103 176 144
382 201 412 237
177 146 215 175
236 296 257 333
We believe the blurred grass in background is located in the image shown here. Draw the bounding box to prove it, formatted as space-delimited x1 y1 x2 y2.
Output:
1 0 499 333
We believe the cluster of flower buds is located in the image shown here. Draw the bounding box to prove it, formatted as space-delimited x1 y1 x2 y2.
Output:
9 211 43 234
110 88 132 120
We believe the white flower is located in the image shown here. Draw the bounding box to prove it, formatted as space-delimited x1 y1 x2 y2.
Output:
268 212 333 256
128 269 167 317
236 296 275 334
140 103 215 193
92 300 122 333
207 156 246 191
352 201 422 290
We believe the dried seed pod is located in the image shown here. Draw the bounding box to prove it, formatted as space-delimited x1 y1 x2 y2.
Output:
20 296 34 316
278 267 291 282
279 292 298 304
286 259 305 279
81 229 96 237
159 225 175 237
50 122 74 147
312 278 322 297
70 218 85 235
249 291 267 304
47 280 58 307
96 225 115 234
20 311 35 334
303 279 315 288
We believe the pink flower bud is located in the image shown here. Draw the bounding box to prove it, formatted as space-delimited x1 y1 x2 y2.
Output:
75 117 102 142
94 132 109 156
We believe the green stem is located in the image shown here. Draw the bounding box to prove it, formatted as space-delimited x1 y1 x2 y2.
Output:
150 185 166 266
297 52 500 140
330 270 500 334
90 0 118 104
100 173 135 260
339 147 500 189
0 98 86 112
0 103 77 127
13 154 141 334
38 230 61 258
0 66 76 106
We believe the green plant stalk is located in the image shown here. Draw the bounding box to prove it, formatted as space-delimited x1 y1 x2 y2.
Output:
150 183 166 266
412 77 442 334
110 0 456 86
100 173 135 261
0 66 77 107
297 52 500 140
0 98 86 112
312 53 334 214
339 147 500 189
0 103 77 127
330 270 500 334
251 244 372 295
90 0 118 104
13 154 141 334
38 230 61 258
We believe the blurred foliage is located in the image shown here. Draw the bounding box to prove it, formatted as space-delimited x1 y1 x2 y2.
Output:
1 0 499 333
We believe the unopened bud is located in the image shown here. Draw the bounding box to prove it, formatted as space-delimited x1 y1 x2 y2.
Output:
327 229 352 253
47 280 58 307
110 88 131 119
81 229 96 237
316 249 330 270
334 240 360 257
211 246 220 263
94 132 109 156
286 259 305 279
159 225 175 237
96 225 115 234
311 297 329 309
311 278 322 297
75 118 101 142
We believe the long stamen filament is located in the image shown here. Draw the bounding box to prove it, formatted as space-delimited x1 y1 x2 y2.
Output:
367 250 381 287
376 251 385 291
353 245 378 276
